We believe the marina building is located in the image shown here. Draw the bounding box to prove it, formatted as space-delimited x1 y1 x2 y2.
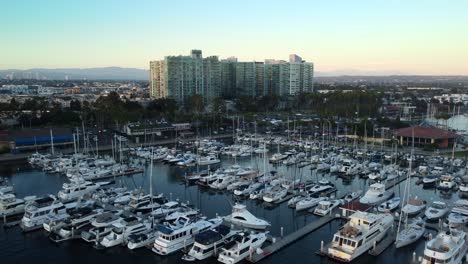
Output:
394 126 459 148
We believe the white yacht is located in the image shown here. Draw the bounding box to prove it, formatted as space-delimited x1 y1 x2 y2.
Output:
421 229 467 264
296 197 328 211
326 211 393 262
21 195 71 232
308 180 335 196
217 232 267 264
377 197 401 212
224 204 270 230
359 183 393 205
90 211 122 227
0 193 37 217
425 201 449 221
152 216 222 255
165 206 199 221
446 199 468 227
127 230 158 250
100 216 151 248
81 226 112 243
186 225 240 260
209 175 236 190
262 187 287 203
150 201 180 218
438 175 456 190
401 198 427 216
197 155 220 166
58 180 110 201
313 200 341 216
395 217 425 248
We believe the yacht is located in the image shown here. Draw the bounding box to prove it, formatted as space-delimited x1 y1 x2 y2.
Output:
0 193 37 217
0 177 14 194
42 211 71 233
342 191 362 203
262 187 288 203
401 198 427 216
313 200 341 216
425 201 449 221
90 211 122 227
127 230 158 250
421 229 467 264
21 195 70 232
150 201 180 218
359 183 393 205
186 225 240 260
377 197 401 212
209 175 236 190
326 211 393 262
308 180 335 196
269 153 288 163
437 175 456 190
100 216 151 248
446 199 468 227
49 207 103 242
422 176 438 188
395 217 425 248
197 156 220 166
224 204 270 230
296 197 328 211
234 182 263 196
217 232 267 264
459 176 468 197
81 226 112 243
165 206 199 221
152 216 222 255
58 180 110 201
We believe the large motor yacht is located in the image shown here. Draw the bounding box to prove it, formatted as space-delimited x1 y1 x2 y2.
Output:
217 231 267 264
326 211 393 262
224 204 270 230
186 224 240 260
421 229 467 264
359 183 393 205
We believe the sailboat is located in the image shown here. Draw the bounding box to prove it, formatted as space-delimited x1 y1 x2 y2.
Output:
395 129 425 248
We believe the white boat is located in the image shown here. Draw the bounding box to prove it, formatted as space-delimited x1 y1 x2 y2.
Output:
127 230 158 250
209 175 236 190
422 176 438 188
296 197 328 211
269 153 288 163
437 174 456 190
424 201 449 221
420 229 467 264
152 216 222 255
401 198 426 216
234 182 263 196
217 232 267 264
197 156 220 166
224 204 270 230
42 211 71 232
90 211 122 228
165 207 199 221
262 187 287 203
377 197 401 212
81 226 112 243
288 194 308 208
395 217 425 248
342 191 362 203
308 180 335 196
446 199 468 226
100 216 151 248
150 201 180 218
58 180 110 201
359 183 393 205
0 193 37 217
326 211 393 262
21 195 70 232
313 200 341 216
186 225 239 260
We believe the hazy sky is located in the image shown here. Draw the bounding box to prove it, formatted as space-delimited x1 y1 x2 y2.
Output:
1 0 467 75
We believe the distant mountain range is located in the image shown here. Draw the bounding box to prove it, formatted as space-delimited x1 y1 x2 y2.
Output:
0 67 466 82
0 67 149 80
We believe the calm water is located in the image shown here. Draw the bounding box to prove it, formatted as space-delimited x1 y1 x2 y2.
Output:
0 155 461 264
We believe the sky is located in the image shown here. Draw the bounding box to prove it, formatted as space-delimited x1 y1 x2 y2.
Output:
1 0 467 75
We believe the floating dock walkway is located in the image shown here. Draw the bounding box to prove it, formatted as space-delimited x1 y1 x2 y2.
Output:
247 212 340 263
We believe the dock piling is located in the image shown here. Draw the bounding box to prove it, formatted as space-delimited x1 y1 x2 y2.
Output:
320 240 324 253
412 252 416 263
280 227 284 238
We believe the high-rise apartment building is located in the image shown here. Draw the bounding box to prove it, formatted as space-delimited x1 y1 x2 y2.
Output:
150 50 221 103
150 51 314 102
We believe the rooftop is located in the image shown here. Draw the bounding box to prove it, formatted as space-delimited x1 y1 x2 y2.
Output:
394 126 459 139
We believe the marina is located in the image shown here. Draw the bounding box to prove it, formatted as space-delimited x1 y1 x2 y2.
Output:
0 134 467 264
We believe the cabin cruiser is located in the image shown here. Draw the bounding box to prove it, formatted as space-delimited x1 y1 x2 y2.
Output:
21 195 73 232
186 225 240 260
58 180 111 201
459 176 468 197
446 199 468 227
165 206 199 221
425 201 449 221
296 197 328 211
150 201 180 218
127 230 158 250
234 182 263 196
209 175 236 190
313 200 341 216
326 211 393 262
81 226 112 243
422 175 438 188
90 211 123 227
100 216 151 248
224 204 270 229
152 216 222 255
0 177 14 194
217 231 267 264
308 180 335 196
401 198 426 216
0 193 37 217
438 175 456 190
342 191 362 203
197 155 220 166
262 187 288 203
377 197 401 212
359 183 393 205
269 153 288 163
395 217 425 248
421 229 467 264
49 207 103 242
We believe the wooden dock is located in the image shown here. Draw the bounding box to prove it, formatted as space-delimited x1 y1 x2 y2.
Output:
247 213 339 263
